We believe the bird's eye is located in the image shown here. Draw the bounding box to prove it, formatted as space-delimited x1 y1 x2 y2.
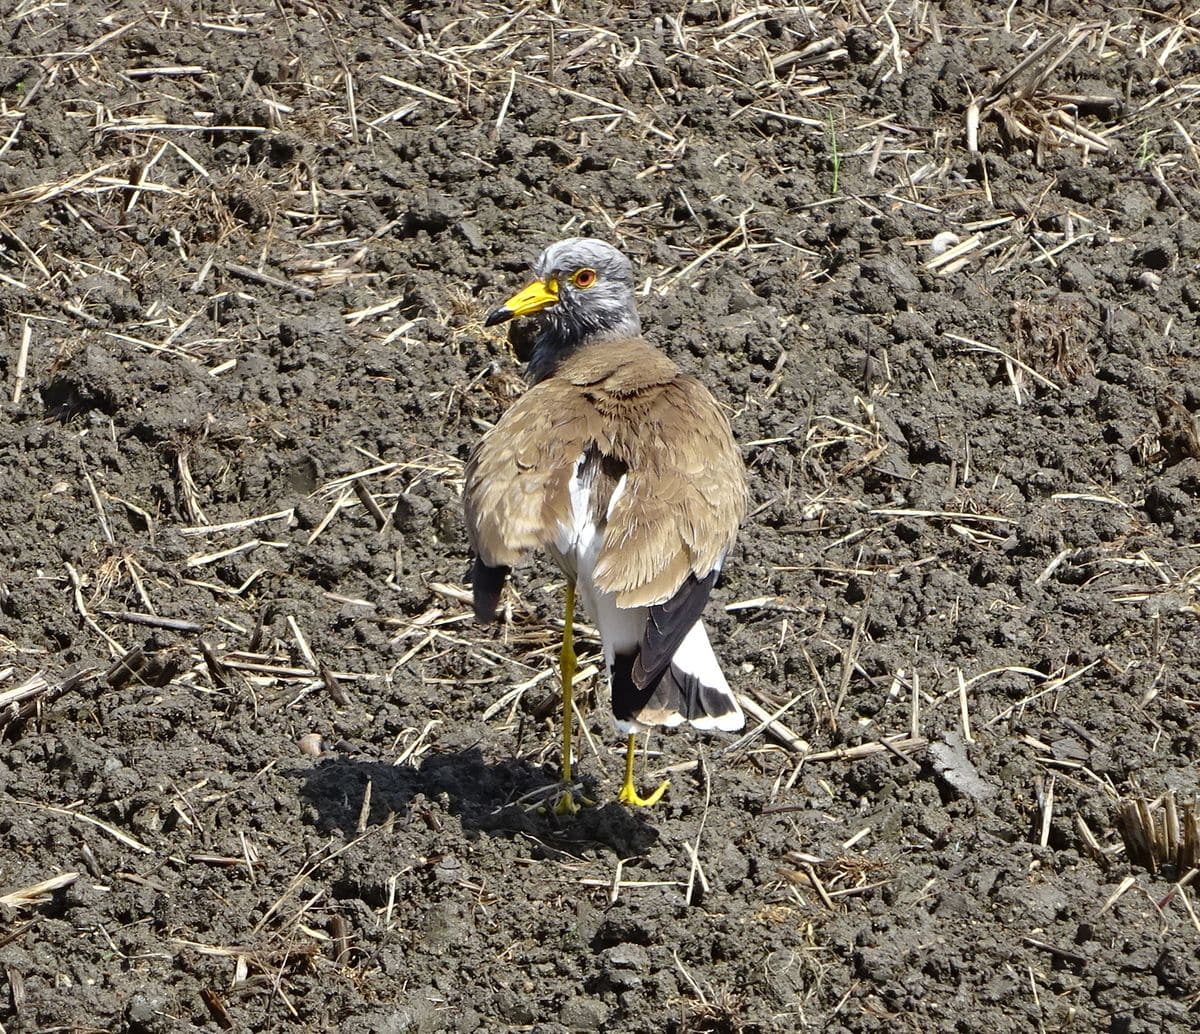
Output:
571 267 597 289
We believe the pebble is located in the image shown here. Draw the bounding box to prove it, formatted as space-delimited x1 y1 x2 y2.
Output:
559 996 610 1030
928 231 960 255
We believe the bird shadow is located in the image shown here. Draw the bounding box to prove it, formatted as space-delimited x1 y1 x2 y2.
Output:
293 745 660 857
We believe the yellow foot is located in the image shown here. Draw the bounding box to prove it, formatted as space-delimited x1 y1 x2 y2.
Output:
617 778 670 808
545 786 595 816
554 788 581 815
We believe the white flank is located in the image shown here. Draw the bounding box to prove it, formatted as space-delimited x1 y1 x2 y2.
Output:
605 473 627 518
555 456 644 672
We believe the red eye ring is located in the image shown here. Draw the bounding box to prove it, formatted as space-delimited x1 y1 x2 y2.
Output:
572 267 597 288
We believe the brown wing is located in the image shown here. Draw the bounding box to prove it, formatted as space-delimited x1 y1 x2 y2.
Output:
464 338 745 631
590 371 747 609
462 378 593 570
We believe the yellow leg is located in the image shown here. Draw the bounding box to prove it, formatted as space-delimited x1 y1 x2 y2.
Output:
617 732 669 807
554 582 581 815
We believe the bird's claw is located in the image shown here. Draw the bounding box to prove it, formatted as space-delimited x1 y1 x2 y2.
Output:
542 786 594 816
554 789 581 815
617 778 670 808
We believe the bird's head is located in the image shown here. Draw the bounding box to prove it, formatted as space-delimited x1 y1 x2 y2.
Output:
485 238 641 381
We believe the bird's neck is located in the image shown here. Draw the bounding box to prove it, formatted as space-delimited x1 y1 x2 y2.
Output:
526 311 641 384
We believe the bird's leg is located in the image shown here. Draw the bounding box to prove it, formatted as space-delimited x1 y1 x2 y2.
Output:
617 732 669 807
554 580 581 815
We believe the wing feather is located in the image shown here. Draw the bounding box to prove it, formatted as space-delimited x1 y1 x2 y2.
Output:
463 339 745 628
463 380 593 567
631 569 719 690
592 374 746 608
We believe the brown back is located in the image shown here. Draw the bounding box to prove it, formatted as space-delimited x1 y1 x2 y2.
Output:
464 337 746 608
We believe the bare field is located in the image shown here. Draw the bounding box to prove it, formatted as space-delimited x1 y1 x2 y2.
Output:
2 2 1199 1031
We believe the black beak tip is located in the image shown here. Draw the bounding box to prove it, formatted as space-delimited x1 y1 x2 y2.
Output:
483 307 512 328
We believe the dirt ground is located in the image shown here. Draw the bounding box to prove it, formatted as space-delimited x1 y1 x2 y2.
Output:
2 1 1199 1031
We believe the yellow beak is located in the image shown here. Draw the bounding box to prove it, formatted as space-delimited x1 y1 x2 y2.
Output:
484 277 559 326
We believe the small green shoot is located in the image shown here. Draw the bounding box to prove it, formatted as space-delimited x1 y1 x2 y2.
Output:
1137 129 1153 169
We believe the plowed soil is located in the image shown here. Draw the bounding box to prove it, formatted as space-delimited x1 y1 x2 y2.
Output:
2 2 1199 1032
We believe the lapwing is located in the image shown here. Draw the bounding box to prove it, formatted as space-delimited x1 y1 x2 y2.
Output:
464 238 746 810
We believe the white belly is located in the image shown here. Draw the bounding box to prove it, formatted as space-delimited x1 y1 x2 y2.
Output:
550 459 643 695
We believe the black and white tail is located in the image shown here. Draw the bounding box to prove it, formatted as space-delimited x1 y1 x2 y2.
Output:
609 617 743 734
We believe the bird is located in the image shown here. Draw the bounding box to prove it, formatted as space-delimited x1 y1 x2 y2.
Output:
463 238 746 812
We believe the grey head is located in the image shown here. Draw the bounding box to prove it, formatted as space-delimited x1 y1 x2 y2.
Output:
484 237 642 382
